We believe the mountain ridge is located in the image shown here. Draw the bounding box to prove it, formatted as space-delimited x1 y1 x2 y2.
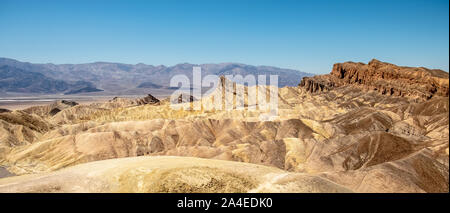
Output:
299 59 449 100
0 65 97 94
0 57 313 95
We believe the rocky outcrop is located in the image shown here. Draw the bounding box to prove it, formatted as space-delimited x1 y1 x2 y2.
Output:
60 100 79 107
135 94 160 105
299 75 338 93
0 110 53 147
300 59 449 99
177 94 194 103
103 94 160 108
0 110 52 133
0 108 11 113
22 100 79 117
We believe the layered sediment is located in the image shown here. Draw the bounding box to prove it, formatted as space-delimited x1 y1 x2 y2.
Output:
300 59 449 99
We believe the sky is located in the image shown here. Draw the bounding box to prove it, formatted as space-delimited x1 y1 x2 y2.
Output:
0 0 448 74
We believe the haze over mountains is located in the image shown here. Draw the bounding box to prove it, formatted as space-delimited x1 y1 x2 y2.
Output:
0 58 312 96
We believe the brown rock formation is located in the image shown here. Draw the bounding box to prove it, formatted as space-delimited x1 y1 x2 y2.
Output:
177 93 195 103
104 94 160 108
22 100 79 117
135 94 160 105
300 59 449 99
0 108 11 113
299 74 337 93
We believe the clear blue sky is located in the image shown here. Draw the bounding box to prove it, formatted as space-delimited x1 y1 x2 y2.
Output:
0 0 448 74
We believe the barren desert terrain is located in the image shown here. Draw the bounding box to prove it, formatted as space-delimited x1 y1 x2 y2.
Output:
0 59 448 193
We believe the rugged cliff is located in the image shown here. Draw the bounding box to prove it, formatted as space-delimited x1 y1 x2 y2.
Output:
300 59 449 100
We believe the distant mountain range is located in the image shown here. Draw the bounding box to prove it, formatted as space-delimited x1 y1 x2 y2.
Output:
0 65 98 95
0 57 313 96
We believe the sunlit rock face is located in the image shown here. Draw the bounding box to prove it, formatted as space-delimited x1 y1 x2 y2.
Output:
0 60 448 193
300 59 449 99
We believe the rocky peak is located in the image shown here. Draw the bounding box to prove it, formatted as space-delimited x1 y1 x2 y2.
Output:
0 108 11 113
60 100 79 107
136 94 160 105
